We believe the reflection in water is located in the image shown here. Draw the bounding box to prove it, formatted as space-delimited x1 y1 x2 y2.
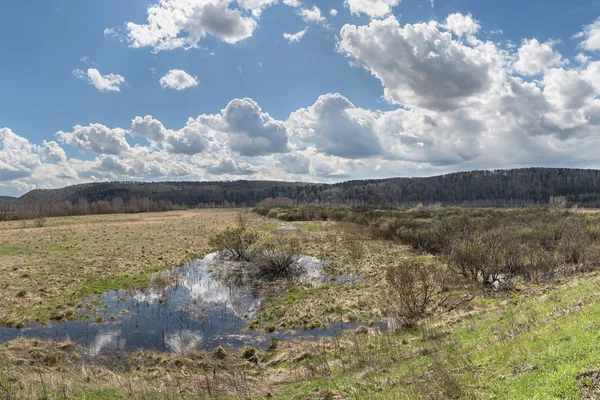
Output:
87 329 125 356
165 330 202 354
0 253 376 357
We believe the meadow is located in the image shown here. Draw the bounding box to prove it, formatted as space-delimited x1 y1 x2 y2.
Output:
2 207 600 399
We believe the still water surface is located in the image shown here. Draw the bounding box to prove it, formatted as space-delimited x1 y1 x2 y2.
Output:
0 253 377 356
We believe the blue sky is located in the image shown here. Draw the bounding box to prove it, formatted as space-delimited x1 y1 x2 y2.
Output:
1 0 600 196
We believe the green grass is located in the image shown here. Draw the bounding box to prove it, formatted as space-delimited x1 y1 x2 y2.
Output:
296 222 327 232
272 273 600 399
0 245 26 255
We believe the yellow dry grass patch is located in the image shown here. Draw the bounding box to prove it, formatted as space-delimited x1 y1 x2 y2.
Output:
0 209 247 326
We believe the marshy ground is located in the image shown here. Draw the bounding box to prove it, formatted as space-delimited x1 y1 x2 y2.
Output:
2 208 600 399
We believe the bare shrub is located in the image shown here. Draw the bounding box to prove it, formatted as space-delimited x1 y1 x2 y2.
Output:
249 234 304 280
209 225 260 261
558 218 590 265
384 258 451 329
519 247 558 283
235 209 250 229
446 236 489 281
33 216 47 228
549 196 567 212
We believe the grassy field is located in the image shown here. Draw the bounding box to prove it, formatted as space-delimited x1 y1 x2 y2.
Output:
3 208 600 398
0 209 244 327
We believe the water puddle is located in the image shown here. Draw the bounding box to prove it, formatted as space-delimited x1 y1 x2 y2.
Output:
0 253 375 356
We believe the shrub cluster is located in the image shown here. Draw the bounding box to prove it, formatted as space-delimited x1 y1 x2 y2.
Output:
255 205 600 285
209 224 304 280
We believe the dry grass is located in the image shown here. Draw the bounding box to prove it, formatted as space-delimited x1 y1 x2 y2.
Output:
0 209 248 327
0 338 266 399
4 211 600 398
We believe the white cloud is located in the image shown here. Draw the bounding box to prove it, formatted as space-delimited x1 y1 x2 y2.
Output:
576 53 590 65
514 38 563 76
330 9 338 16
344 0 400 18
125 0 259 52
56 124 131 155
221 98 289 156
131 116 168 142
6 11 600 197
236 0 278 15
299 6 326 24
104 27 123 41
159 69 199 90
339 16 495 111
575 17 600 51
208 158 255 175
164 124 211 155
36 141 67 163
444 13 480 38
542 68 595 111
288 93 382 158
74 68 125 92
0 129 41 181
283 0 301 7
283 27 308 43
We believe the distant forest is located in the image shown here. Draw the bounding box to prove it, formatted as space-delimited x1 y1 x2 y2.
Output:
4 168 600 219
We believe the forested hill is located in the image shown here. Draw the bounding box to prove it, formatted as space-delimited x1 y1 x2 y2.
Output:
16 168 600 208
0 196 17 203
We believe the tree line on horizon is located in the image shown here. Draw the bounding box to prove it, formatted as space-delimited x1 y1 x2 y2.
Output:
2 167 600 220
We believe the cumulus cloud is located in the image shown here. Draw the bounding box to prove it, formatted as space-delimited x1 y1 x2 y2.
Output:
6 12 600 197
575 17 600 51
299 6 326 24
0 129 41 181
444 13 480 38
36 141 67 163
339 16 494 110
344 0 400 18
288 93 382 158
159 69 199 90
514 38 563 75
207 158 255 175
56 124 131 155
283 0 301 7
164 124 211 155
222 98 289 156
74 68 125 92
125 0 259 51
330 9 337 16
131 116 168 142
283 27 308 43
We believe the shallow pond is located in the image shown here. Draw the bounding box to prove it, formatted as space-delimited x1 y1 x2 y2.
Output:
0 253 377 356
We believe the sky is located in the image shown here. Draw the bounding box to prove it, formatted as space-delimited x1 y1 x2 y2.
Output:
1 0 600 196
